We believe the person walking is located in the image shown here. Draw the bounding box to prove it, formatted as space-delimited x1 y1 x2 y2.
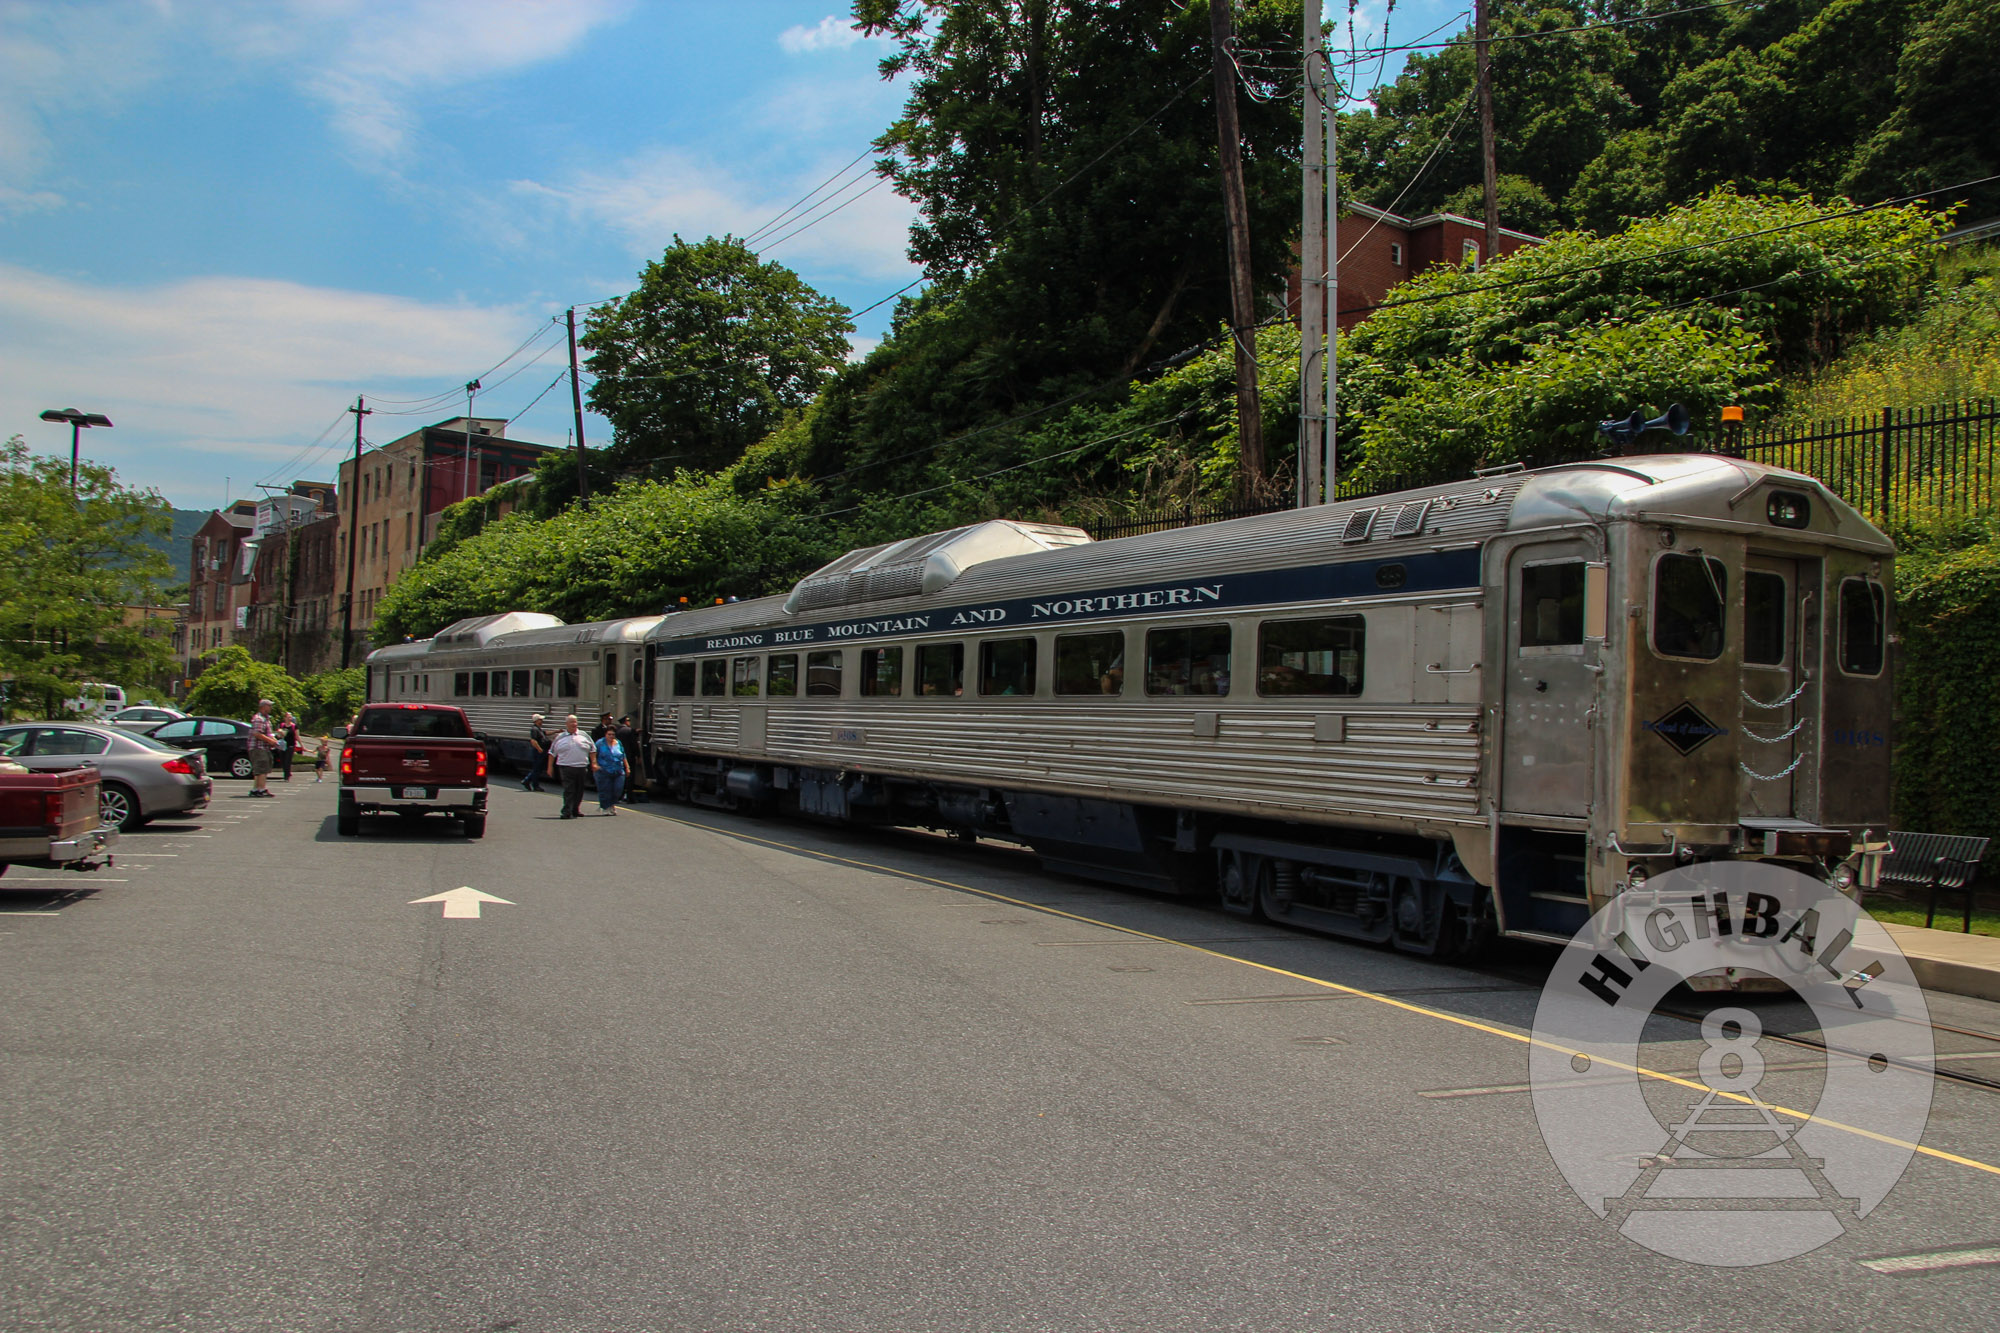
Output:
523 714 549 792
277 712 300 782
614 714 641 802
546 714 595 820
247 698 278 797
593 726 630 814
313 734 331 783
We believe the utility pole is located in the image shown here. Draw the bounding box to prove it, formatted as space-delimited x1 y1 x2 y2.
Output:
567 307 591 504
463 379 480 503
1299 0 1326 507
340 396 369 669
1210 0 1263 507
1476 0 1499 266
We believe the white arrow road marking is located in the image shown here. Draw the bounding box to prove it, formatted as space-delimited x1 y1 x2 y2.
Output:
409 887 514 920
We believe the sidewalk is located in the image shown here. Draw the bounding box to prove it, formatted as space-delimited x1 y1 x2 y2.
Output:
1881 922 2000 1004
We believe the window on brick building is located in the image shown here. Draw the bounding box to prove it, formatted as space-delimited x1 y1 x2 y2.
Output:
1462 238 1480 266
1390 242 1404 267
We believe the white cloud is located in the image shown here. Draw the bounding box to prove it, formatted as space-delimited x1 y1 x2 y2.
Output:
778 16 874 55
0 261 554 505
513 147 918 283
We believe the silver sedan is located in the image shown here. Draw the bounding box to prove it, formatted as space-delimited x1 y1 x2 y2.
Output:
0 723 213 831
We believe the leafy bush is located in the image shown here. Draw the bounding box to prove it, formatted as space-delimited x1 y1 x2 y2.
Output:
299 667 367 729
183 646 304 722
1892 526 2000 859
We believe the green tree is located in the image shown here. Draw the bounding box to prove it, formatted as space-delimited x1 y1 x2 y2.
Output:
1844 0 2000 218
182 645 304 722
583 236 854 475
298 667 367 729
0 435 174 718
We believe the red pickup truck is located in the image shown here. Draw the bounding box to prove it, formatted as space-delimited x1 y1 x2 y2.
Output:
338 703 488 838
0 764 116 873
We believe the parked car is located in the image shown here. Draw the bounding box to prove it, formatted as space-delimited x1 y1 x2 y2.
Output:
108 705 189 731
141 716 259 780
0 723 211 830
0 762 114 872
339 703 488 837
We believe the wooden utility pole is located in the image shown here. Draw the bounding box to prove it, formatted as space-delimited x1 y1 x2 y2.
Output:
567 308 591 504
1210 0 1263 505
1299 0 1325 508
1476 0 1499 265
340 396 369 669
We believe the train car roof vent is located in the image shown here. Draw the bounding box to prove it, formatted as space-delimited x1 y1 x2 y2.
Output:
1341 507 1378 543
1390 499 1431 537
784 519 1091 613
431 611 565 649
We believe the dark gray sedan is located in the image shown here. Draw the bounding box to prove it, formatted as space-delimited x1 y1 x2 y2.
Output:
0 723 213 831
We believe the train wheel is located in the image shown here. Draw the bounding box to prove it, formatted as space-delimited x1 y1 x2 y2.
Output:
1217 851 1260 919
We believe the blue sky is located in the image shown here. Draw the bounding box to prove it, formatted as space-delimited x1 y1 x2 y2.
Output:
1 0 1446 510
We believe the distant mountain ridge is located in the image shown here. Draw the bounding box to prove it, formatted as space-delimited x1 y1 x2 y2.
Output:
136 508 213 599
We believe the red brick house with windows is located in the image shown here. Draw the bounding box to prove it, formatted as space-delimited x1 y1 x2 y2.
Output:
1289 203 1543 330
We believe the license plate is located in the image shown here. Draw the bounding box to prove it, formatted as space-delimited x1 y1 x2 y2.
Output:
398 786 429 800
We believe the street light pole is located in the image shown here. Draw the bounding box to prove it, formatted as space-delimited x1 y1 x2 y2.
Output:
38 408 113 494
464 379 480 503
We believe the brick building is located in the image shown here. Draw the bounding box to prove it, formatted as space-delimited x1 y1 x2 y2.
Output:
244 510 341 675
333 416 556 656
1289 203 1543 330
178 503 259 679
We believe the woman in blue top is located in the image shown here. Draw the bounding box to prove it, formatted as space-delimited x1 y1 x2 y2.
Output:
593 729 631 814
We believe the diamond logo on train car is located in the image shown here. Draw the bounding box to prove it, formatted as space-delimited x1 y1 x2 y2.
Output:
1645 701 1727 756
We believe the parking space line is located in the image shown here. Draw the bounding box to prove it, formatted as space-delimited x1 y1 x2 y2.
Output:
1858 1245 2000 1275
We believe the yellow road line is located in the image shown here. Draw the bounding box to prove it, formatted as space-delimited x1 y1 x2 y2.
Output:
647 808 2000 1180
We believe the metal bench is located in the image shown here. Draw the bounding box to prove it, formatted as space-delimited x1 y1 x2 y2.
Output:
1879 831 1991 931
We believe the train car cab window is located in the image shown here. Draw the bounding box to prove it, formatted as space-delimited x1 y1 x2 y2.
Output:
1056 631 1125 695
511 669 530 697
861 646 904 697
979 638 1037 696
916 643 964 696
558 667 581 698
806 650 843 697
453 672 470 697
699 660 727 697
1258 617 1364 696
1839 578 1887 675
1744 571 1788 666
732 656 762 697
470 672 490 697
533 668 554 698
603 651 618 687
671 661 696 697
1520 563 1585 647
1652 554 1727 660
1146 625 1231 696
632 659 646 686
768 654 799 697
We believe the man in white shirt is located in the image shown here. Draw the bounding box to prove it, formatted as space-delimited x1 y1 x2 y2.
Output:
545 714 596 820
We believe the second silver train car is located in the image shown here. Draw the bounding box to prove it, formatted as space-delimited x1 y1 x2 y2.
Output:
639 454 1895 961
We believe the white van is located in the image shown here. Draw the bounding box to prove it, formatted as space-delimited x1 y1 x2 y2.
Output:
64 683 127 720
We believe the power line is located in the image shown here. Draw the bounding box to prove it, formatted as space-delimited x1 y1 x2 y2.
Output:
1337 0 1761 60
743 146 878 244
760 173 891 253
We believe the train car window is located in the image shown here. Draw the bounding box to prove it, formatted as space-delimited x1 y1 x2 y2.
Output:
916 643 964 697
453 672 470 697
860 646 904 697
603 651 618 687
1055 631 1125 695
1258 617 1364 696
631 658 645 686
671 661 696 697
533 668 554 698
511 669 530 697
732 656 762 697
559 667 581 698
1839 579 1887 675
699 660 726 697
806 650 842 697
979 638 1037 696
1145 625 1231 696
1652 554 1727 660
768 654 799 697
1744 572 1788 666
471 671 490 697
1520 562 1585 647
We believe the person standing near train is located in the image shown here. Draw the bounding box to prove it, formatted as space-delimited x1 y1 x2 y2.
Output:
546 714 595 820
523 714 549 793
593 726 630 815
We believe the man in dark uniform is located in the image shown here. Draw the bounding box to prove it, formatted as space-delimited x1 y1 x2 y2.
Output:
615 715 641 802
523 714 548 792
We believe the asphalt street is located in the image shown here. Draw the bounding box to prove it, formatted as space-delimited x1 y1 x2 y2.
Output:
4 778 1999 1331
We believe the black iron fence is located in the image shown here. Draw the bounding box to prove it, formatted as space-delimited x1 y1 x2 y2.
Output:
1089 501 1283 541
1723 398 2000 527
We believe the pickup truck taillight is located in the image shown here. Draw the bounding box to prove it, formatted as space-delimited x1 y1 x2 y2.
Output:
161 757 198 776
475 752 487 780
340 753 352 778
44 791 65 833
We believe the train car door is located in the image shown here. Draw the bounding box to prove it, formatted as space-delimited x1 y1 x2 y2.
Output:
1498 541 1602 817
1738 556 1817 820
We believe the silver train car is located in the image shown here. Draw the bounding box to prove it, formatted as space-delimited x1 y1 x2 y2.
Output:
641 454 1894 961
367 611 662 771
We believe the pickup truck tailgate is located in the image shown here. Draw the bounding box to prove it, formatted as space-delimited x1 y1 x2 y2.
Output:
346 742 484 785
